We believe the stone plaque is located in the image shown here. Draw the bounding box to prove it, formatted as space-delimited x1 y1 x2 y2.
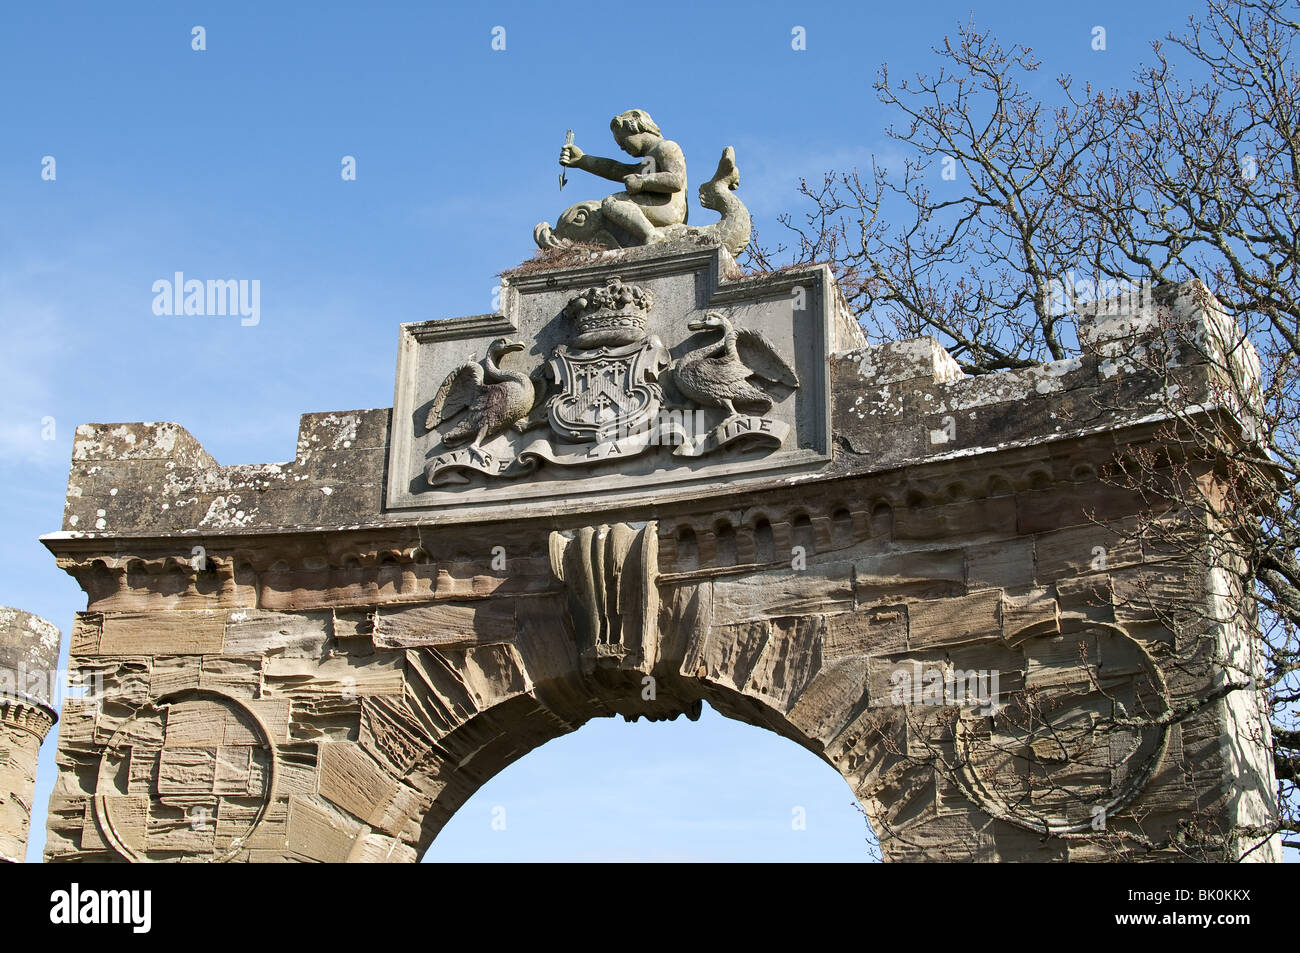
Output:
386 245 845 514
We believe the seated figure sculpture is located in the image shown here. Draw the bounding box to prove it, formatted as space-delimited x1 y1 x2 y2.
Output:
534 108 752 257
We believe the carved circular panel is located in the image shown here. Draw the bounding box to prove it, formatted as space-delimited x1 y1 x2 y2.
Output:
954 623 1171 834
93 690 276 862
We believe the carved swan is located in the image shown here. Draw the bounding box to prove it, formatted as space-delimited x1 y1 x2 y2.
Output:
426 338 535 447
671 312 799 417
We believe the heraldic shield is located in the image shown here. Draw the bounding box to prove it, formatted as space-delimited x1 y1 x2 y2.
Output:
547 339 668 444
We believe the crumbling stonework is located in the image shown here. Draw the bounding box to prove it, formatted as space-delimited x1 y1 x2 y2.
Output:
41 241 1279 862
0 607 60 862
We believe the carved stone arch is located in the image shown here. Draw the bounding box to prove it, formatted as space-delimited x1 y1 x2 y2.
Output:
121 556 152 579
713 519 738 566
1069 461 1099 483
750 514 777 564
868 500 895 539
940 480 971 503
672 524 699 572
355 588 1186 864
829 505 856 548
984 472 1015 497
790 511 816 556
301 610 920 863
40 247 1277 862
1023 467 1054 491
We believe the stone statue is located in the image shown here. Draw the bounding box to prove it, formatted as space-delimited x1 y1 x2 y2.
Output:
425 338 538 447
671 311 799 416
534 109 752 256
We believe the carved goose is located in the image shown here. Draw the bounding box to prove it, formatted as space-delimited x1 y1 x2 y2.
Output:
672 312 799 416
426 338 534 447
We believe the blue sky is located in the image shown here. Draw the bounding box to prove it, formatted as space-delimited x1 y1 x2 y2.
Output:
2 0 1205 861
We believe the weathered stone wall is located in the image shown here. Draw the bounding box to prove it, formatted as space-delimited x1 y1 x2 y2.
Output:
40 262 1280 862
0 607 60 862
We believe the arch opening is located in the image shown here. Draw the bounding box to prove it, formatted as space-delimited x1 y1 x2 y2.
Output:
419 699 877 862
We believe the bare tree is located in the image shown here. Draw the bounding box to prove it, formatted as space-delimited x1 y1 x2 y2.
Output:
749 0 1298 856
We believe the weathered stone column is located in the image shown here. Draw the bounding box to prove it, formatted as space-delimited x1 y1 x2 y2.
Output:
0 607 60 862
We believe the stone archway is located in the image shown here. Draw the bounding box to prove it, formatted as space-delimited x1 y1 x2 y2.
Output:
328 517 1179 863
40 242 1279 862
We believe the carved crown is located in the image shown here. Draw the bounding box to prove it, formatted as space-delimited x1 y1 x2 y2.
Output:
563 277 654 347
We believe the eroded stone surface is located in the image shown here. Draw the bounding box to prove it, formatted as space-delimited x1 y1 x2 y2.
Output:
39 266 1279 863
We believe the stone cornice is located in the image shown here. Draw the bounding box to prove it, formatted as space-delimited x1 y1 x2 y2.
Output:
0 693 57 742
41 413 1188 553
39 421 1187 617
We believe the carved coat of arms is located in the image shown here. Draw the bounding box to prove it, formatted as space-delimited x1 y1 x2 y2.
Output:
422 276 798 488
548 340 665 444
